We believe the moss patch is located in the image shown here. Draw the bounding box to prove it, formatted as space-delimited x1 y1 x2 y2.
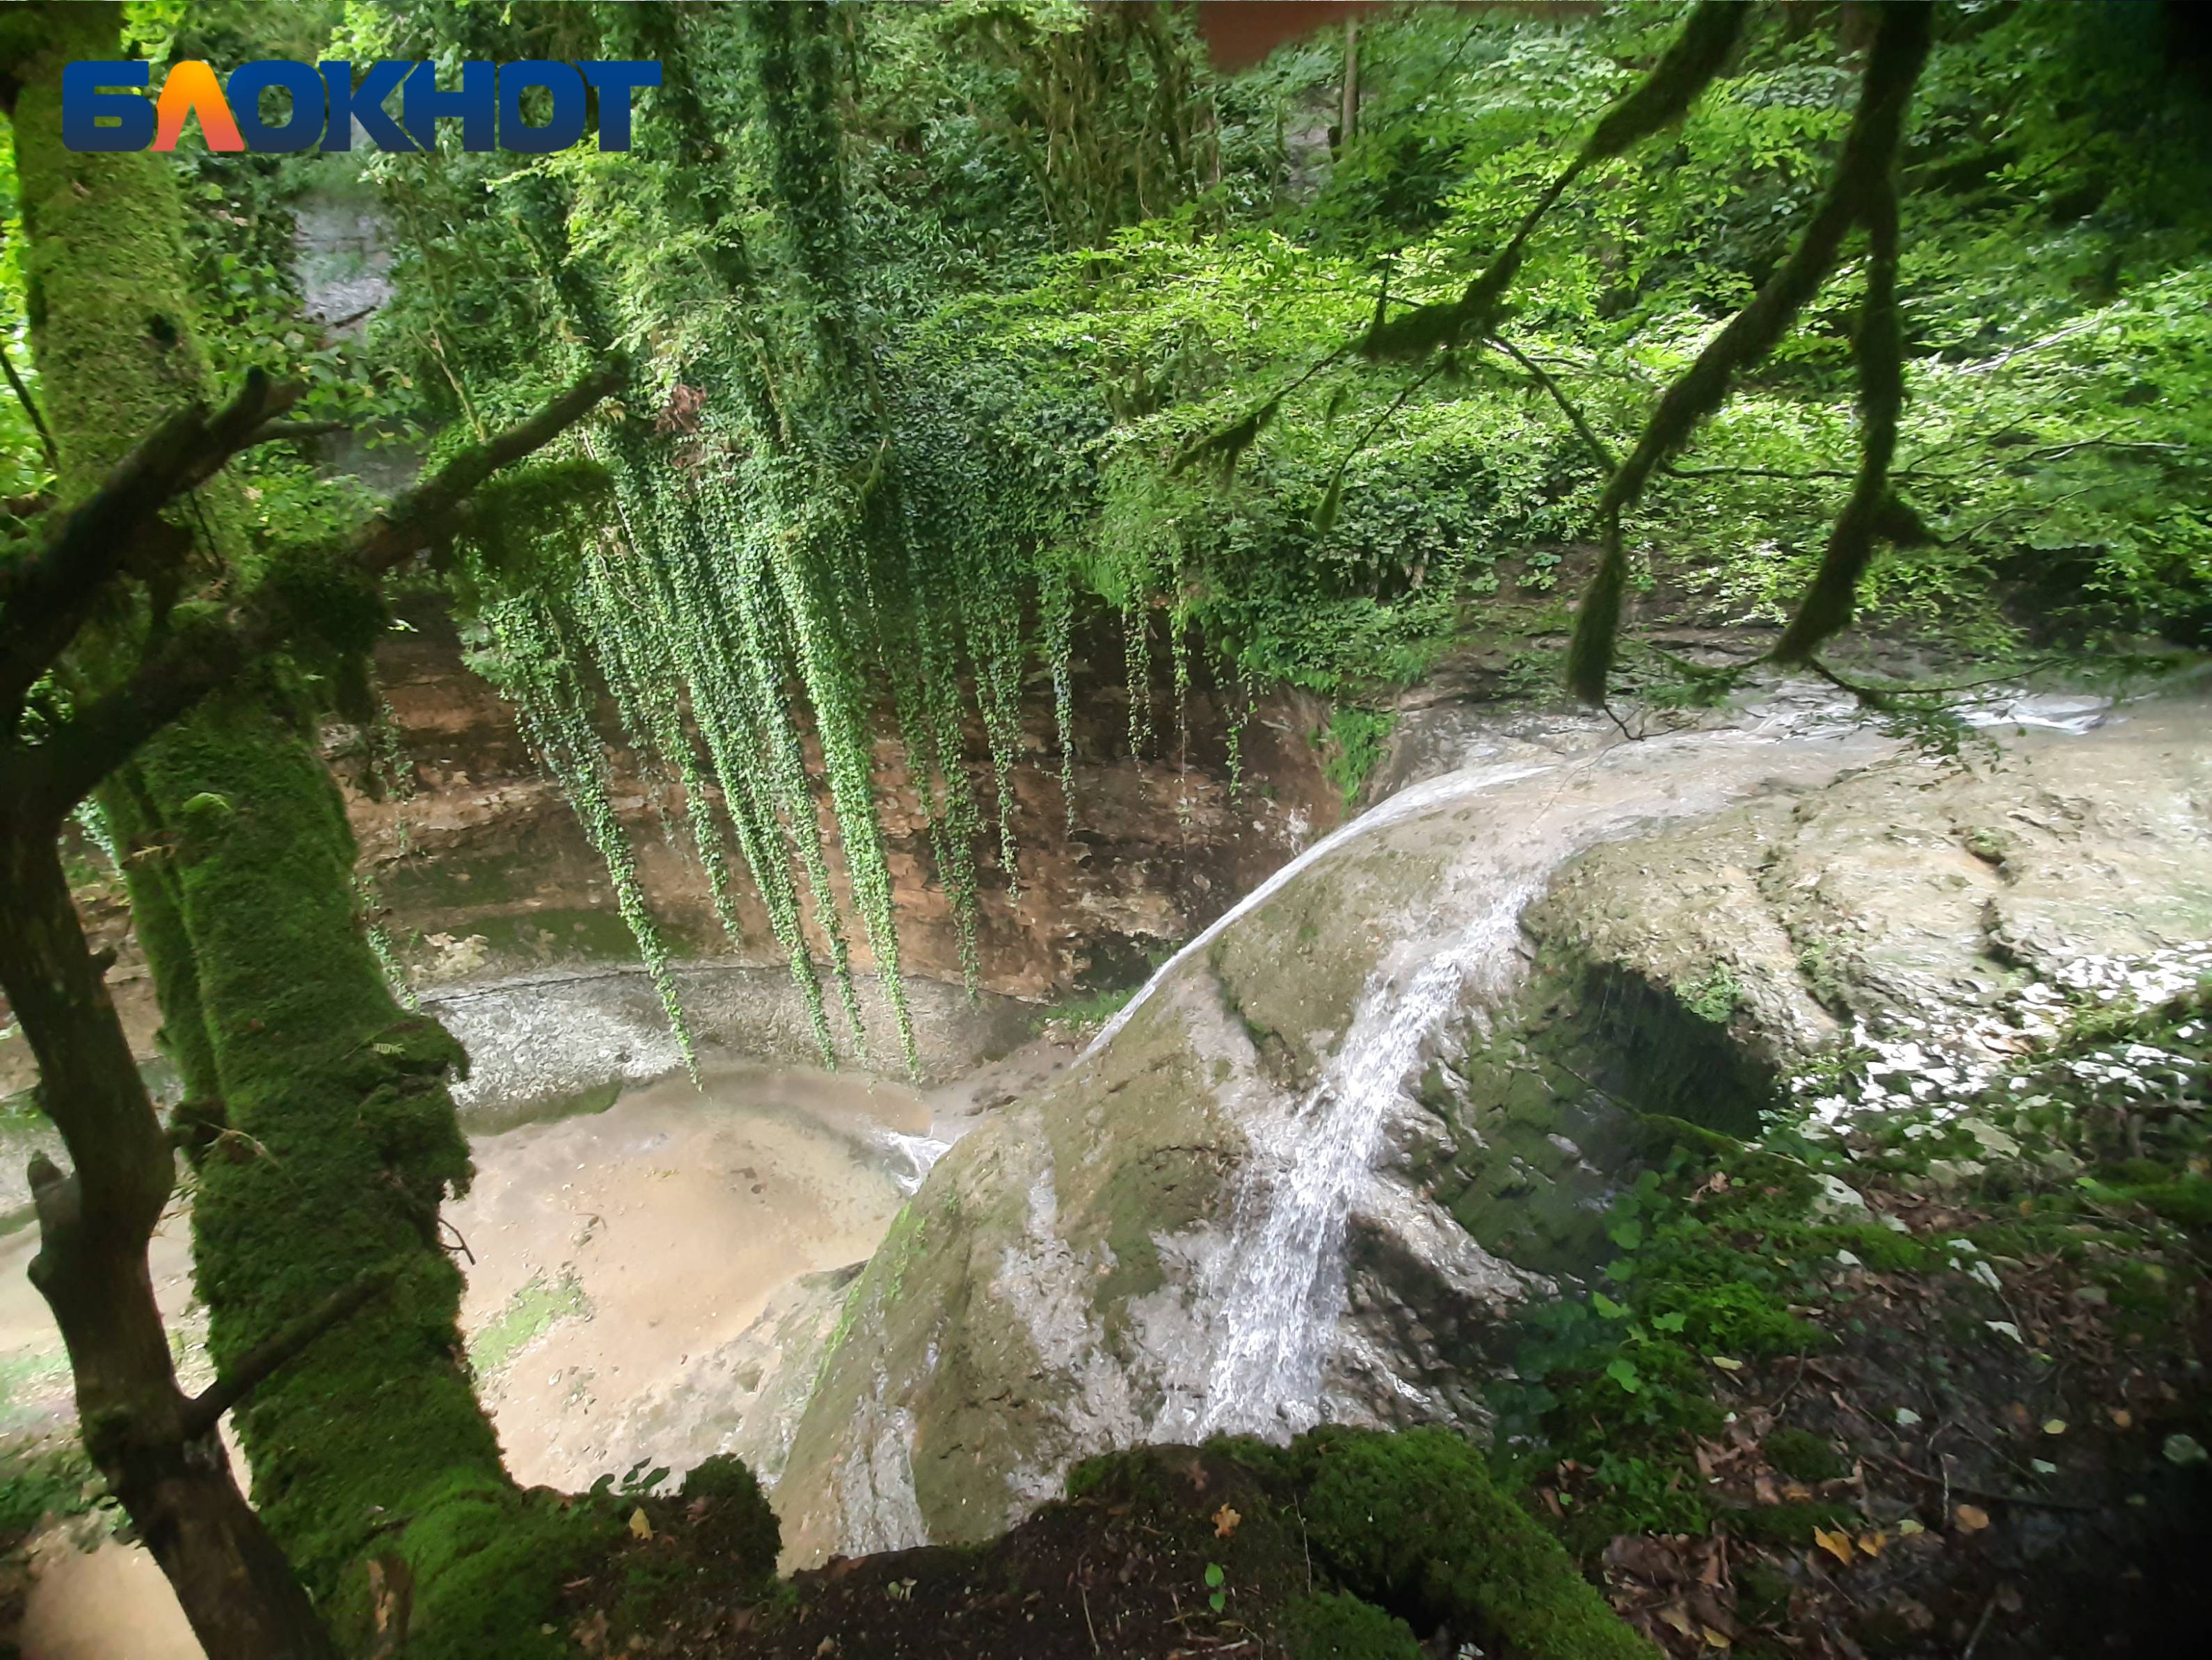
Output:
466 1269 591 1384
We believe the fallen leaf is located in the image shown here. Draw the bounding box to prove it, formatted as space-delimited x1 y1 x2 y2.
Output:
628 1507 652 1540
2111 1407 2134 1430
2042 1418 2067 1436
1659 1604 1697 1638
1782 1481 1813 1503
1813 1526 1856 1566
1213 1504 1241 1540
1857 1531 1887 1557
1953 1503 1990 1532
1897 1518 1925 1537
1710 1356 1744 1373
1702 1627 1731 1649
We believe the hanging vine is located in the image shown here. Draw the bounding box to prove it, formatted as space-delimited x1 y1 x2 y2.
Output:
480 590 697 1075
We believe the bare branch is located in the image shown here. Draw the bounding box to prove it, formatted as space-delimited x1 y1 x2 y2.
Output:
1486 334 1618 474
0 370 297 722
0 337 56 468
245 418 351 448
182 1263 400 1440
26 356 626 823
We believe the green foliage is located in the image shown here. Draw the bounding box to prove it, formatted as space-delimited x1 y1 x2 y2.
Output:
0 1438 109 1540
677 1455 781 1585
97 0 2202 1080
1319 706 1394 809
1673 963 1743 1025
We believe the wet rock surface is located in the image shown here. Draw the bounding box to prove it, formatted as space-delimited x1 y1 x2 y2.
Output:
770 684 2212 1563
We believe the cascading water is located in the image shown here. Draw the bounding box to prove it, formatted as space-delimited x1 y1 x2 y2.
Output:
1124 702 1904 1441
1188 938 1500 1437
774 686 2140 1560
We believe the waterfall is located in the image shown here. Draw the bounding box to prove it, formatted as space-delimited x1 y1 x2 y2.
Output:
1086 760 1553 1059
1113 699 1927 1439
1187 938 1500 1436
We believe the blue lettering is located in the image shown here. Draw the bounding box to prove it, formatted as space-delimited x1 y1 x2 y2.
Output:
317 61 415 152
61 61 155 152
579 61 660 152
402 61 494 152
228 61 324 152
498 61 587 155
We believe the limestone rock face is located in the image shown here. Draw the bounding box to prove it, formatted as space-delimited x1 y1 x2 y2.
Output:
767 688 2212 1565
770 690 1909 1561
1526 695 2212 1089
350 608 1340 1002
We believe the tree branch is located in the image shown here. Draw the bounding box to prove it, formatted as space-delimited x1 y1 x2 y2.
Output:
1773 127 1907 662
0 369 296 723
181 1263 400 1441
1486 333 1618 473
0 336 56 469
245 418 351 448
1566 3 1932 703
26 355 625 823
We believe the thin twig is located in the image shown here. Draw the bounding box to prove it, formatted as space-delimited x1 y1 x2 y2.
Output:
0 336 56 468
1487 333 1618 473
182 1261 401 1438
1960 1593 1999 1660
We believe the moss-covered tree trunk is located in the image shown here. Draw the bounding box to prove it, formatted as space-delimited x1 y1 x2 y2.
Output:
3 7 551 1651
0 828 340 1659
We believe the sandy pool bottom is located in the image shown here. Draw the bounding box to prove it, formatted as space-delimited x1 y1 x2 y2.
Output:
1 1057 944 1659
449 1061 930 1490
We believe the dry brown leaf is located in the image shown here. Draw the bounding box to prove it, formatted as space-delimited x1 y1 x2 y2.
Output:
1213 1503 1241 1540
1953 1503 1990 1532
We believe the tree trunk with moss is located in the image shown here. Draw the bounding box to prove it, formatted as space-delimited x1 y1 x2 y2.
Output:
2 7 578 1654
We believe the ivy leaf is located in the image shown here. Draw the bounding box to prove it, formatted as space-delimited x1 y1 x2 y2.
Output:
1313 469 1346 535
1591 1291 1631 1320
1605 1357 1642 1393
1608 1217 1645 1250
